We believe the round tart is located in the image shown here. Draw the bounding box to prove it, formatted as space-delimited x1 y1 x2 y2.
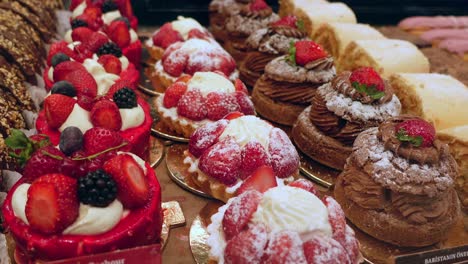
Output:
207 182 361 263
183 114 299 202
334 116 460 247
155 71 255 138
252 40 335 126
291 67 401 170
152 38 238 90
146 16 212 61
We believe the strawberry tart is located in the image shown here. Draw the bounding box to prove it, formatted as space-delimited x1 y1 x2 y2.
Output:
155 71 255 138
292 67 401 170
152 38 238 90
334 116 460 247
206 181 361 263
252 40 335 126
183 114 299 202
146 16 212 61
68 0 141 66
223 0 279 63
239 15 307 87
2 129 162 262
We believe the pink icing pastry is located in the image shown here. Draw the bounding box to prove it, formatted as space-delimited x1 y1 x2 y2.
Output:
398 16 468 30
420 29 468 42
438 39 468 55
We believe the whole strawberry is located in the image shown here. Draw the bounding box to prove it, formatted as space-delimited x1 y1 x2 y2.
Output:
271 15 300 29
349 67 385 99
152 23 183 49
395 119 436 147
22 146 66 182
83 127 125 155
250 0 269 12
289 40 328 66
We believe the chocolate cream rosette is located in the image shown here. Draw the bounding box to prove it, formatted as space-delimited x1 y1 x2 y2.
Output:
292 67 401 170
252 40 335 126
223 0 279 63
334 116 460 247
239 15 308 87
208 0 251 43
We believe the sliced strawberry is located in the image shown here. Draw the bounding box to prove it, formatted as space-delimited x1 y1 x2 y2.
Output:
268 128 300 178
224 111 244 120
71 27 94 43
177 89 207 121
303 236 351 264
63 70 98 98
187 28 208 39
103 154 149 208
26 174 79 234
234 91 255 115
223 190 262 240
271 15 298 28
189 120 228 158
97 54 122 74
237 165 277 194
395 118 435 148
162 51 187 77
206 92 240 121
161 41 183 61
239 141 270 179
77 94 95 111
163 81 188 108
152 23 183 49
44 94 76 129
224 224 268 264
108 20 131 48
341 226 360 263
47 41 76 66
234 79 248 94
323 196 346 244
249 0 269 12
106 79 135 99
83 127 124 155
90 100 122 131
22 146 66 182
198 138 241 185
53 61 87 81
294 40 328 66
289 179 318 196
263 231 307 264
83 32 109 53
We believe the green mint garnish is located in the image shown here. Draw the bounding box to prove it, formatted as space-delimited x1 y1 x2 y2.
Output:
396 129 423 147
286 41 296 66
352 82 385 100
296 20 305 31
4 129 50 166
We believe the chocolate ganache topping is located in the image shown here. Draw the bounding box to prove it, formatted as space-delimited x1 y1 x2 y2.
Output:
225 6 279 37
246 26 307 55
341 118 458 224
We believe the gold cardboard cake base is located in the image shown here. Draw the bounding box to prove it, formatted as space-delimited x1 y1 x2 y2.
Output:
149 136 165 168
299 153 339 188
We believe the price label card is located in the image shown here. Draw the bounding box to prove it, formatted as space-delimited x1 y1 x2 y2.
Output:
395 245 468 264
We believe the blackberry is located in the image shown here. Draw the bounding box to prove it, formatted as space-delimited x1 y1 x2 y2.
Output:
114 17 130 28
51 52 70 67
51 81 76 97
78 169 117 207
97 42 122 57
71 19 88 29
113 87 137 108
101 0 118 13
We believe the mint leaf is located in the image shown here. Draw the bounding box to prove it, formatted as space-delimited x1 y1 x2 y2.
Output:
296 20 305 31
396 129 423 147
5 129 29 150
351 82 385 100
286 41 296 66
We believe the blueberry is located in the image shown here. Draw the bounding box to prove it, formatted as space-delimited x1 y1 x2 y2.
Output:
51 52 70 67
59 126 83 156
51 81 77 97
114 17 130 28
71 19 88 29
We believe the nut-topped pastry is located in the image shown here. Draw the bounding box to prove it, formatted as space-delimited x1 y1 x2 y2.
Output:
292 67 401 170
239 15 308 87
207 181 361 263
334 116 460 247
183 114 299 202
223 0 279 63
209 0 252 43
252 40 335 125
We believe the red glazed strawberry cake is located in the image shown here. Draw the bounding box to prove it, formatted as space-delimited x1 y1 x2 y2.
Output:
155 71 255 138
151 38 238 90
146 16 213 61
207 181 361 263
68 0 141 66
2 130 162 262
183 114 300 202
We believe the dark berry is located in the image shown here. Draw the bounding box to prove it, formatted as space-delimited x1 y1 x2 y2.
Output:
71 19 88 29
59 126 83 156
51 81 77 97
78 169 117 207
113 87 137 108
101 0 118 13
114 17 130 28
51 52 70 67
97 42 122 57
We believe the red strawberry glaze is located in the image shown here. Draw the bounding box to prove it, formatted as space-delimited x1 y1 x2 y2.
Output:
123 39 142 68
2 162 162 262
36 97 152 159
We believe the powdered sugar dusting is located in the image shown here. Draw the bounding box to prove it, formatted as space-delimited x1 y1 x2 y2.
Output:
155 95 210 128
268 128 300 178
318 83 401 123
